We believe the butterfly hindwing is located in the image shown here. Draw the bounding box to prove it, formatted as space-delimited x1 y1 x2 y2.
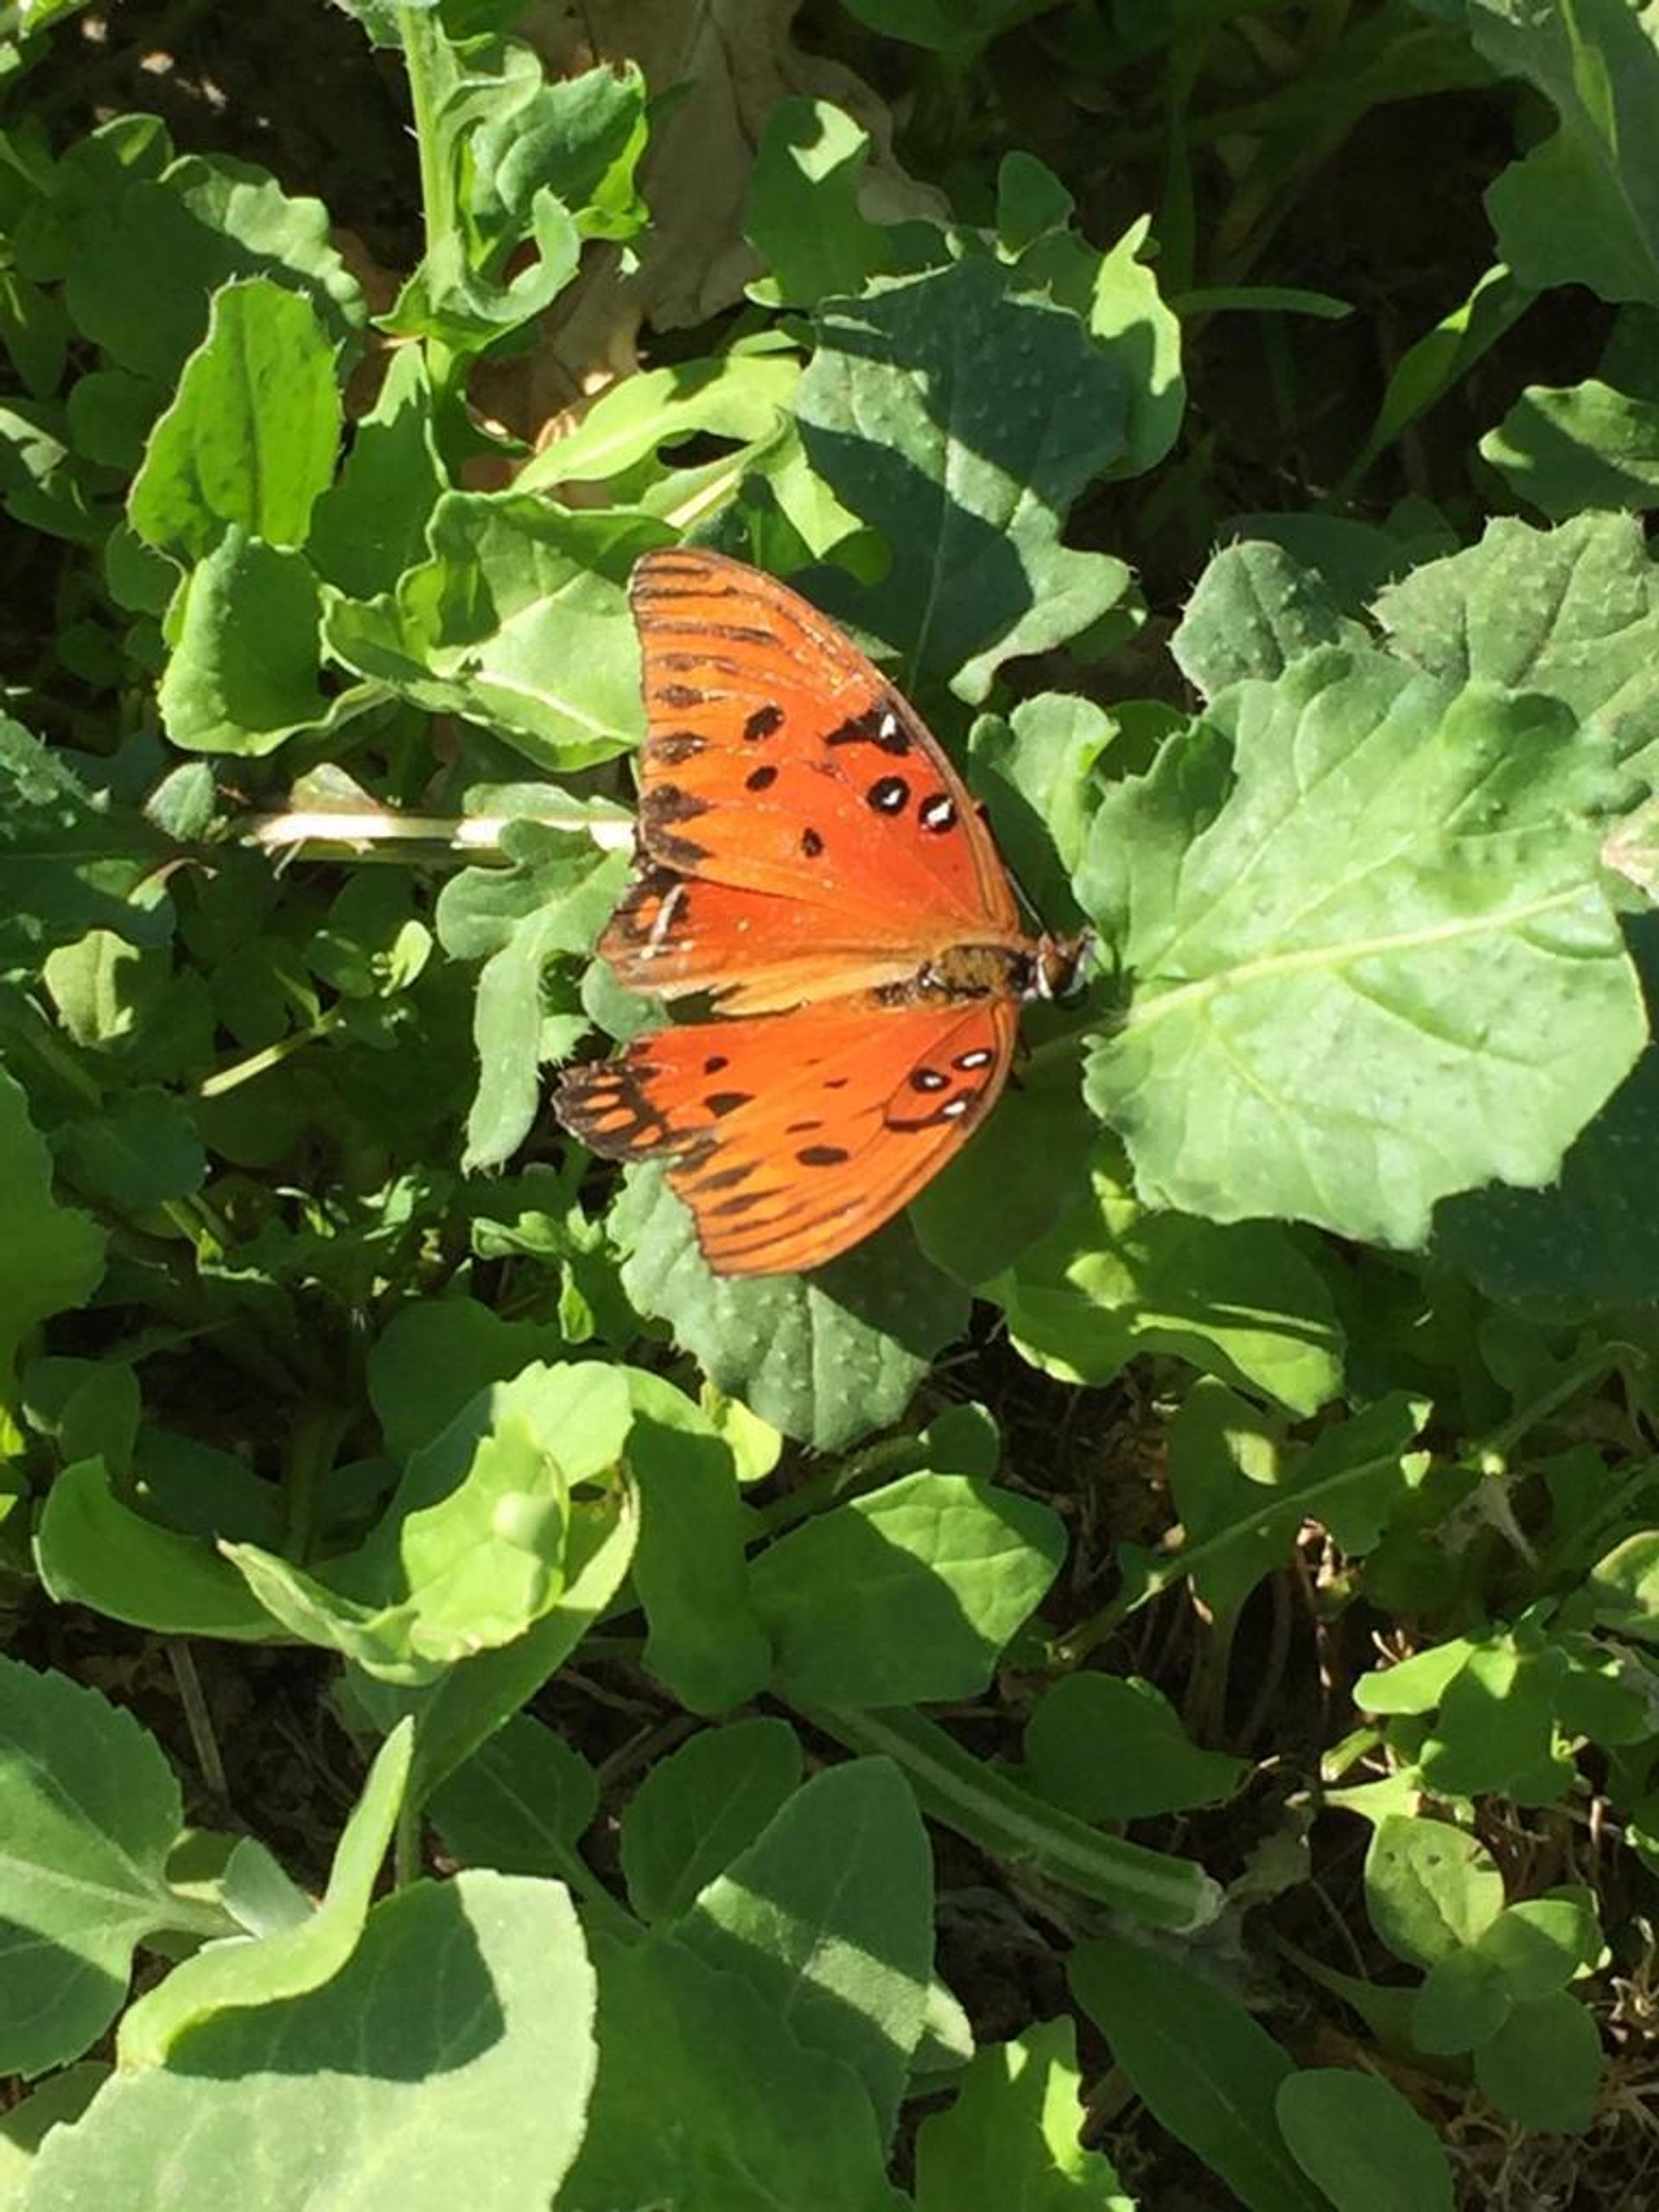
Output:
555 995 1018 1275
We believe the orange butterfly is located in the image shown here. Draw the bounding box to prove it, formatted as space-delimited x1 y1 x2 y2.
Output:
555 548 1085 1276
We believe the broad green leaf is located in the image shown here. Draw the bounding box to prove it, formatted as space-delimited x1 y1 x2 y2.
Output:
1412 1945 1513 2056
365 1295 568 1461
1364 1814 1504 1969
1587 1529 1659 1642
910 1051 1099 1288
56 143 362 390
834 0 1031 55
1353 1638 1479 1717
324 495 663 766
1276 2069 1454 2212
0 2067 105 2208
517 351 800 495
0 1657 194 2074
24 1874 596 2212
1420 1632 1573 1802
619 1718 803 1926
1171 538 1360 696
626 1377 772 1714
307 340 444 600
1472 1990 1602 2134
34 1458 280 1640
797 257 1133 702
471 58 646 245
0 1071 105 1400
19 1358 139 1482
1082 648 1643 1248
1375 512 1659 762
157 528 330 754
969 690 1116 915
1472 0 1659 308
1482 378 1659 519
56 1087 205 1211
1434 1027 1659 1314
745 99 896 308
914 2016 1132 2211
1070 1933 1327 2212
0 717 173 963
1024 1673 1245 1821
426 1712 599 1879
128 279 340 563
1478 1891 1603 1999
1087 213 1185 480
750 1470 1065 1706
611 1167 970 1452
990 1141 1344 1416
562 1932 892 2212
118 1723 412 2067
351 1471 638 1805
226 1362 633 1681
436 823 629 1169
680 1760 933 2145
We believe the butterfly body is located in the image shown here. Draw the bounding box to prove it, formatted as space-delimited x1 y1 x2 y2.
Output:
555 548 1084 1277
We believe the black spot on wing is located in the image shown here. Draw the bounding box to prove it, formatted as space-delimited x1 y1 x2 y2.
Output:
797 1144 851 1167
704 1090 753 1116
801 828 824 859
746 765 779 792
824 702 911 755
745 704 785 742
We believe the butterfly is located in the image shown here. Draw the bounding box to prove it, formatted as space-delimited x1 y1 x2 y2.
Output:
554 547 1086 1277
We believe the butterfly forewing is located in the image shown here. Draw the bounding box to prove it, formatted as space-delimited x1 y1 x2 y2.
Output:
628 548 1022 945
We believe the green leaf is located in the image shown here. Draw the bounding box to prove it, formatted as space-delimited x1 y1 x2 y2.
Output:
1479 1891 1603 1999
1070 1933 1327 2212
1375 511 1659 763
1412 1945 1513 2056
751 1471 1065 1706
308 341 444 598
796 257 1133 701
1082 647 1643 1248
910 1051 1099 1288
436 823 629 1169
990 1141 1344 1416
833 0 1031 57
1364 1814 1504 1969
1472 1990 1602 2134
562 1932 892 2212
611 1168 971 1452
0 717 173 963
24 1874 596 2212
353 1472 638 1805
365 1295 568 1462
1172 539 1360 696
128 278 340 563
157 528 330 754
914 2016 1132 2211
226 1362 633 1682
679 1760 933 2145
118 1722 412 2067
426 1712 599 1879
517 352 800 497
1024 1673 1245 1821
1472 0 1659 308
969 690 1117 912
1588 1529 1659 1643
627 1378 772 1715
1420 1632 1573 1802
55 143 362 389
619 1718 803 1926
0 1071 105 1402
1482 378 1659 519
56 1087 205 1212
0 1657 189 2074
1275 2069 1454 2212
1434 1020 1659 1315
34 1458 281 1640
324 495 663 766
745 100 896 308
